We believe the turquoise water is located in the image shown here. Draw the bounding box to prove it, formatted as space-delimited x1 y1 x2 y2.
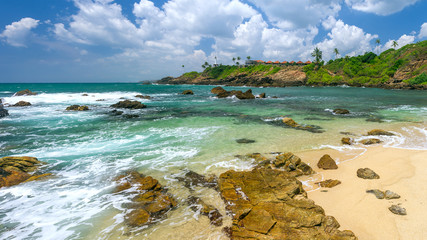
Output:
0 83 426 239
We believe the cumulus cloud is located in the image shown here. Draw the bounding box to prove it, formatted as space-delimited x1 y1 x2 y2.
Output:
381 34 415 52
345 0 420 16
0 17 39 47
419 22 427 39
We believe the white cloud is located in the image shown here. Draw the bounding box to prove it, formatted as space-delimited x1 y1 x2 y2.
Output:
0 17 39 47
419 22 427 39
345 0 420 16
382 34 415 51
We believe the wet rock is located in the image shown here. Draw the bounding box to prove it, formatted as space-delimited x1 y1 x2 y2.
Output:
135 94 151 99
357 168 380 179
0 156 50 188
96 99 105 101
333 109 350 114
389 205 406 215
236 138 255 144
12 101 31 107
123 114 139 119
215 88 255 100
257 93 266 98
114 171 177 227
340 132 356 136
366 189 385 199
14 89 37 96
317 154 338 170
176 170 218 190
111 110 123 115
182 90 194 95
0 100 9 118
360 138 382 145
272 152 315 176
280 117 324 133
367 129 395 136
366 116 384 123
110 100 146 109
187 196 223 226
385 190 401 200
211 86 227 95
218 168 357 239
82 94 88 96
282 117 299 128
341 137 353 145
316 179 341 188
66 105 89 111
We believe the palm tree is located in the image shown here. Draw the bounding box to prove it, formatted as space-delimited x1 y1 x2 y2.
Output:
247 56 251 60
392 40 398 49
375 39 381 54
334 48 339 59
232 57 236 64
311 47 322 65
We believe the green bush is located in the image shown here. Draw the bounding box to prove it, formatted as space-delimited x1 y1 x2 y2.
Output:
407 73 427 85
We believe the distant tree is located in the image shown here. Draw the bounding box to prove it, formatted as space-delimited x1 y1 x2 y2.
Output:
247 56 251 60
375 39 381 54
392 40 398 49
182 65 184 68
236 62 240 66
311 47 323 65
232 57 236 64
237 56 241 61
334 48 339 59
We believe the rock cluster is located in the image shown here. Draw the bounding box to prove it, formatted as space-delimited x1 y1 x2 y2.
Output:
0 156 51 188
187 196 223 227
366 189 400 200
218 168 357 239
114 171 177 227
176 170 218 190
14 89 37 96
12 101 32 107
211 87 255 100
66 105 89 111
252 152 315 177
110 100 146 109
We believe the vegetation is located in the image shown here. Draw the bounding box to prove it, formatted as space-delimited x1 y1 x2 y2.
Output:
311 47 323 65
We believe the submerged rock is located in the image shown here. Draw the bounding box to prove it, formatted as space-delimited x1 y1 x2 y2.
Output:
333 109 350 114
187 196 223 227
389 205 407 215
182 90 194 95
317 154 338 170
176 170 218 190
110 100 146 109
66 105 89 111
341 137 353 145
316 179 342 188
367 129 395 136
257 93 266 98
236 138 256 144
14 89 37 96
135 94 151 99
360 138 382 145
357 168 380 179
218 168 357 239
280 117 324 133
0 156 50 188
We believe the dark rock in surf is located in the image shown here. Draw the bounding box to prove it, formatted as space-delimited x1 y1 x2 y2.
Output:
14 89 37 96
333 109 350 114
182 90 194 95
12 101 31 107
66 105 89 111
110 100 146 109
187 196 223 226
236 138 256 144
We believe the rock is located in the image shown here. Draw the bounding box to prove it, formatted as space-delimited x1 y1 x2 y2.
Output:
360 138 382 145
115 171 177 227
389 205 407 215
96 99 105 101
272 152 315 176
176 170 217 190
340 132 356 136
66 105 89 111
282 117 299 128
82 94 89 96
317 154 338 170
316 179 341 188
110 100 146 109
111 110 123 115
218 168 357 239
215 88 255 100
0 100 9 118
341 137 353 145
135 94 151 99
187 196 223 227
333 109 350 114
357 168 380 179
14 89 37 96
0 156 50 188
385 190 401 200
366 189 385 199
182 90 194 95
211 86 227 95
258 93 266 98
367 129 395 136
12 101 31 107
236 138 255 144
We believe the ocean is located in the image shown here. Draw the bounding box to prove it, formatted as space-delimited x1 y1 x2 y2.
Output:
0 83 426 239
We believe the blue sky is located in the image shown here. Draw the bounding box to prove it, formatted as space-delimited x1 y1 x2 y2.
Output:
0 0 426 83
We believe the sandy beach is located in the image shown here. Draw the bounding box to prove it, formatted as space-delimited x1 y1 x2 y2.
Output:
297 145 427 240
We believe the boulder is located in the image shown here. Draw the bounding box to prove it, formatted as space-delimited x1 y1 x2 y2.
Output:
236 138 255 144
389 205 406 215
135 94 151 99
316 179 341 188
360 138 382 145
367 129 395 136
0 100 8 118
65 105 89 111
357 168 380 179
341 137 353 145
317 154 338 170
0 156 50 188
258 93 266 98
12 101 31 107
110 100 146 109
333 109 350 114
218 168 357 239
182 90 194 95
14 89 37 96
282 117 299 128
271 152 315 176
214 88 255 99
211 86 227 95
187 196 223 226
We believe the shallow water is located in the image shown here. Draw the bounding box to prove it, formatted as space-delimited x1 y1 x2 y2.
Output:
0 83 426 239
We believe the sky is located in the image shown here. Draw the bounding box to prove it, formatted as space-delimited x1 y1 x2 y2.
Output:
0 0 426 83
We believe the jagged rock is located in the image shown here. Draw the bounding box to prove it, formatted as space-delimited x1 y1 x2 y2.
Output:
0 156 50 188
182 90 194 95
187 196 223 226
333 109 350 114
14 89 37 96
366 189 385 199
360 138 382 145
357 168 380 179
218 168 357 239
12 101 31 107
271 152 315 176
258 93 266 98
316 179 341 188
341 137 353 145
135 94 151 99
317 154 338 170
66 105 89 111
385 190 401 200
176 170 218 190
236 138 255 144
367 129 395 136
110 100 146 109
211 86 227 95
0 100 8 118
215 89 255 100
280 117 324 133
389 205 407 215
114 171 177 227
282 117 299 128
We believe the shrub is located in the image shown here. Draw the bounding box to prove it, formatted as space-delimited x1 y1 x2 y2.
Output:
407 73 427 85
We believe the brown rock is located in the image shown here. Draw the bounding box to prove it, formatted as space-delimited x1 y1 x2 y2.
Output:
241 208 276 234
187 196 223 227
272 152 315 176
316 179 341 188
366 189 385 199
0 156 47 188
341 137 353 145
367 129 395 136
14 89 37 96
176 170 217 189
12 101 31 107
357 168 380 179
135 94 151 99
66 105 89 111
389 205 406 215
317 154 338 170
82 94 89 96
282 117 299 127
182 90 194 95
333 109 350 114
125 209 151 227
258 93 266 98
385 190 400 200
360 138 382 145
110 100 146 109
211 86 227 95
